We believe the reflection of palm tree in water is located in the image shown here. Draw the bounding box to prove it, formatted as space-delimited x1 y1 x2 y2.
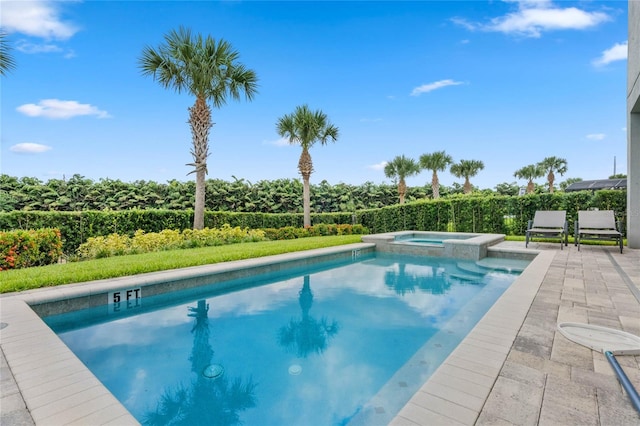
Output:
143 300 256 426
278 275 339 358
385 263 452 296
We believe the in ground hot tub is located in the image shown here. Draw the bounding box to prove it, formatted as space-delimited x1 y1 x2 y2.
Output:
362 231 505 260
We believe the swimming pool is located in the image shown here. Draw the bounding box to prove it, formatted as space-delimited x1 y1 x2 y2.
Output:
43 252 528 425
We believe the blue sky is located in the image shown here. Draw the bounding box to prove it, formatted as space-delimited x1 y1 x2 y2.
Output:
0 0 629 190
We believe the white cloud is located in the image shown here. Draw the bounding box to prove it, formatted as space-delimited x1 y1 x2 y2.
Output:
586 133 606 141
411 79 464 96
454 0 610 38
263 137 290 147
592 41 628 67
10 143 53 154
0 0 79 40
15 40 63 54
368 161 388 171
16 99 111 119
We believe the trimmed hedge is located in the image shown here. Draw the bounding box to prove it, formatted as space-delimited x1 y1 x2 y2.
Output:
262 224 368 240
355 191 627 235
0 228 63 270
0 190 626 254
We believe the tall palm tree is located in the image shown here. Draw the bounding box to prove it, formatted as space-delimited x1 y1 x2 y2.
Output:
419 151 453 199
276 105 339 228
144 299 256 425
450 159 484 194
384 155 421 204
278 275 339 358
139 27 259 229
537 156 568 193
514 164 544 194
0 32 16 76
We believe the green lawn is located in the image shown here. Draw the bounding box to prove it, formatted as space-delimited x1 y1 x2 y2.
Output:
0 235 363 294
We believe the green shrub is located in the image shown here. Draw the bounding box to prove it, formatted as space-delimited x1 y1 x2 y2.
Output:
0 228 63 270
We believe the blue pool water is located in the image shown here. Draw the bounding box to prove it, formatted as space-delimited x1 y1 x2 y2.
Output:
401 238 445 245
44 252 527 426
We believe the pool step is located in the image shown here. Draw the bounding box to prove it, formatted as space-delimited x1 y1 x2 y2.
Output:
456 262 488 276
475 257 529 273
446 272 484 282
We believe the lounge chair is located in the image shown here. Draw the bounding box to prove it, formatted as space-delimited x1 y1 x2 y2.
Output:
525 210 568 249
575 210 623 253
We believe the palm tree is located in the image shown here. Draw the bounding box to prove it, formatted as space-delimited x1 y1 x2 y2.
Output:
276 105 339 227
514 164 544 194
538 156 568 193
450 159 484 194
144 299 256 425
139 27 259 229
0 32 16 76
384 155 421 204
278 275 339 358
419 151 453 199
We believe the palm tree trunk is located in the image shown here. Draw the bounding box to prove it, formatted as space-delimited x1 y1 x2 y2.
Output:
547 171 555 193
431 171 440 199
188 96 212 230
398 179 407 204
302 177 311 227
298 148 313 227
194 169 206 229
527 179 535 194
464 178 471 194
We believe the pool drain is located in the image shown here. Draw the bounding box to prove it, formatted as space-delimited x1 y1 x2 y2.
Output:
288 364 302 375
203 364 224 379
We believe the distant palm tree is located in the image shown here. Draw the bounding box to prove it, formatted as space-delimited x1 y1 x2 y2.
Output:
419 151 453 199
538 156 567 193
559 177 583 191
276 105 339 227
514 164 544 194
384 155 421 204
139 27 259 229
450 159 484 194
0 32 16 76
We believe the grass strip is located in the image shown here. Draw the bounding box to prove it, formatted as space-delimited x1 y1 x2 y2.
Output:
0 235 363 294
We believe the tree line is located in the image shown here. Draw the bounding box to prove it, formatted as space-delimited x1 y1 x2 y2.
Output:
0 174 427 213
0 170 590 215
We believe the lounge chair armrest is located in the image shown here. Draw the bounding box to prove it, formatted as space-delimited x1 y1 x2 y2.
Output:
527 219 533 230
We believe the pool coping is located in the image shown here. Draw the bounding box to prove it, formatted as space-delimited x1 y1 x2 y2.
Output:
0 242 550 426
389 248 554 425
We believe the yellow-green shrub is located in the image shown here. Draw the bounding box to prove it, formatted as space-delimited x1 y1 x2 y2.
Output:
76 225 267 260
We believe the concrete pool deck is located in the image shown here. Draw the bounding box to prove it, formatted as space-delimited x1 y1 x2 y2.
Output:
1 242 639 425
